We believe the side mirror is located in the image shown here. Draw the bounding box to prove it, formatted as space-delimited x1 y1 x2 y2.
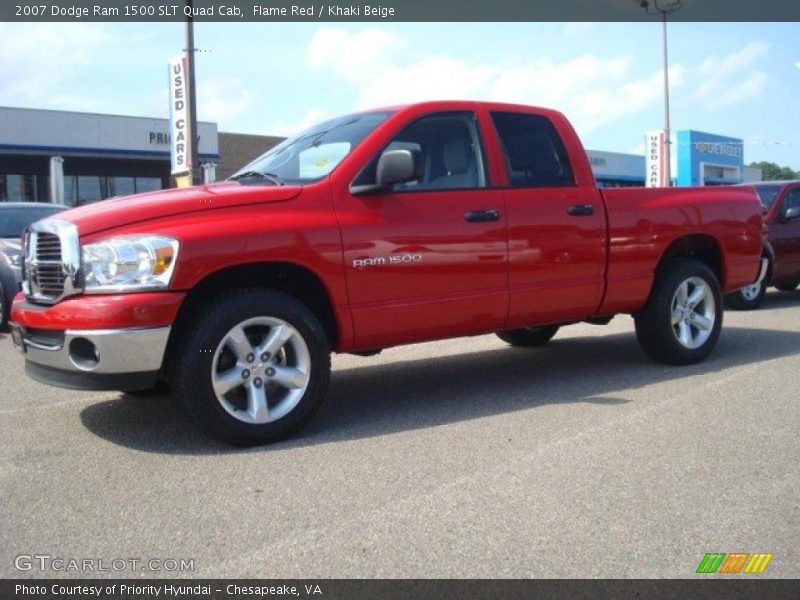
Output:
350 149 422 196
781 206 800 222
376 149 421 186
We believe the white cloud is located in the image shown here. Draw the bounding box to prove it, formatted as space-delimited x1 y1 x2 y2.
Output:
197 76 257 127
705 71 768 109
697 41 769 108
700 41 769 77
304 27 686 134
0 23 112 109
271 108 334 136
305 28 403 79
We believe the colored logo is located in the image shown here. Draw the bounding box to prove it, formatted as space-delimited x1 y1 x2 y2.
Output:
696 553 773 574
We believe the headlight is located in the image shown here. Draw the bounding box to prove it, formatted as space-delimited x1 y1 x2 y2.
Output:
82 235 179 292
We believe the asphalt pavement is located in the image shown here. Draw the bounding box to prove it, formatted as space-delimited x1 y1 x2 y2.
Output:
1 290 798 578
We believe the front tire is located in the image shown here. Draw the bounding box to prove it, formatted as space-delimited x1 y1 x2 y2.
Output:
775 282 799 292
635 258 723 365
496 325 560 347
724 278 766 311
171 288 331 445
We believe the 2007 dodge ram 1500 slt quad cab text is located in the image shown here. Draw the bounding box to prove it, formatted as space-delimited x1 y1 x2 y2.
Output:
10 101 764 445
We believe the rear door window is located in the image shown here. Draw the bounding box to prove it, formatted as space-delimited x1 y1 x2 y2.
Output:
490 111 575 188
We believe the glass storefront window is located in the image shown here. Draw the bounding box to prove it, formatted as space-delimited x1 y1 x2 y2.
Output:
59 175 163 205
5 175 38 202
109 176 135 198
64 176 78 206
77 176 104 204
135 177 162 193
1 172 165 205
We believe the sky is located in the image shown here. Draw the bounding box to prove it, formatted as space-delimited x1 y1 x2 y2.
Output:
1 21 799 167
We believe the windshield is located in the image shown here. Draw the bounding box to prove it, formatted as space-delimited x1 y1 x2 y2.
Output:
753 184 783 210
0 206 64 238
231 110 394 185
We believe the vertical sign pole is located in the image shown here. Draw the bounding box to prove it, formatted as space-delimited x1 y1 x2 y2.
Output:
661 10 672 187
638 1 683 186
185 0 200 185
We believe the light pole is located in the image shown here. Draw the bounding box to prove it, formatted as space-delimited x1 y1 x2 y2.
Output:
185 0 200 186
635 0 683 187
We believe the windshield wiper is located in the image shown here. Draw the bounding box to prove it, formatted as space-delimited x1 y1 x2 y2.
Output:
228 171 284 186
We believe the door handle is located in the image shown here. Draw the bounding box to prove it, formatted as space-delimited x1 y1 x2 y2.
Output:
567 204 595 217
465 209 500 223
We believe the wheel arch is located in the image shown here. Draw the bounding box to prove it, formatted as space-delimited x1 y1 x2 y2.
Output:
762 238 776 283
655 234 725 288
170 261 339 354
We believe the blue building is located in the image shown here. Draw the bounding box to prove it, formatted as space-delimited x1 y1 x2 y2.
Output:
676 130 746 187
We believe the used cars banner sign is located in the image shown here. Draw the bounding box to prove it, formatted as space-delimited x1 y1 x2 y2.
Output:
168 54 189 175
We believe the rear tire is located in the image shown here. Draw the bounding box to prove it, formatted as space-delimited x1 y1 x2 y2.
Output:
724 278 766 311
635 258 723 365
171 288 331 446
497 325 560 347
775 282 799 292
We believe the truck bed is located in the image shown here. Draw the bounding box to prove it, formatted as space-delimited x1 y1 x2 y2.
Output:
598 185 763 315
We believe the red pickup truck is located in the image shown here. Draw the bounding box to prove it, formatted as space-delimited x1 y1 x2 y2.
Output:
10 101 763 445
725 180 800 309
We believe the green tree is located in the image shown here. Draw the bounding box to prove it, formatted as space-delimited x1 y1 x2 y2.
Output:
748 161 800 181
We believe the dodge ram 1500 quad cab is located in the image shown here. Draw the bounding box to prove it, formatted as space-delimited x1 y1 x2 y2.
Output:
10 101 764 445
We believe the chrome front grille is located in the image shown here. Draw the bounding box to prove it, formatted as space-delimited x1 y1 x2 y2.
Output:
35 232 62 259
31 232 66 297
23 220 83 304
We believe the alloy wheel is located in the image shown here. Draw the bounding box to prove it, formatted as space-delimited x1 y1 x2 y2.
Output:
740 281 763 301
670 276 716 350
211 316 311 425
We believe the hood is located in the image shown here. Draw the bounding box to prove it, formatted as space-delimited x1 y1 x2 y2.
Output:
57 181 303 236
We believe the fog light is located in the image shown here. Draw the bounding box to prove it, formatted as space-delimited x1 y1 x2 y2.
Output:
69 337 99 370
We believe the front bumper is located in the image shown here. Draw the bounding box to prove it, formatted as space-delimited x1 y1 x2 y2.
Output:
11 323 171 391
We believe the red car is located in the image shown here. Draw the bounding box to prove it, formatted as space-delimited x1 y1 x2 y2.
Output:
10 101 763 444
726 180 800 309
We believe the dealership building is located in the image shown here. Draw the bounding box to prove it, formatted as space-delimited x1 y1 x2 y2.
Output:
589 132 762 188
0 106 761 204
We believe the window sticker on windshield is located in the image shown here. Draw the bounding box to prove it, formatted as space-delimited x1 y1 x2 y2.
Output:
299 143 351 178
